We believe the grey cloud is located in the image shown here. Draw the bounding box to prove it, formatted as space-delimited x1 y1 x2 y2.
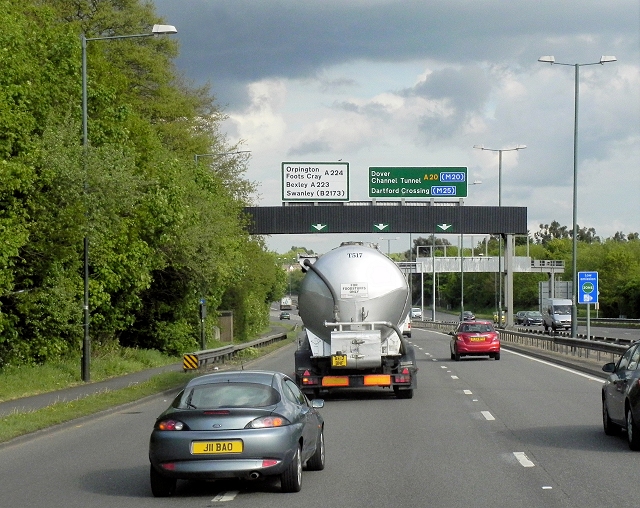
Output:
152 0 637 109
287 139 332 156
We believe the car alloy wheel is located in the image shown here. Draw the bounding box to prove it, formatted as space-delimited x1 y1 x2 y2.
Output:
306 430 325 471
627 408 640 451
280 445 302 492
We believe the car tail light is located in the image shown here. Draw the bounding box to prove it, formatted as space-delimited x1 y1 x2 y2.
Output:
156 419 187 431
246 416 291 429
262 459 280 468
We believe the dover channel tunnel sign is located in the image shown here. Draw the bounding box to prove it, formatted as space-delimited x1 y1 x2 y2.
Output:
369 167 468 199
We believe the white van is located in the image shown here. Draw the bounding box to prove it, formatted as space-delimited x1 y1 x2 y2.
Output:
401 314 412 338
541 298 572 332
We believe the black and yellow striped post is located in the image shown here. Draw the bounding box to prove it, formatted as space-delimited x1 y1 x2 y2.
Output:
183 353 199 371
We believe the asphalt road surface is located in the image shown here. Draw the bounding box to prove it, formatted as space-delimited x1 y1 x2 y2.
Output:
1 327 635 508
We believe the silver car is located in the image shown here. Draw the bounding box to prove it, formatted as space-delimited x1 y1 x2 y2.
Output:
149 370 325 496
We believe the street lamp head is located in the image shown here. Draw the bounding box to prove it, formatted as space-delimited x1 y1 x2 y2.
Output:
472 144 484 150
472 180 482 185
600 56 617 64
538 56 555 63
152 24 178 35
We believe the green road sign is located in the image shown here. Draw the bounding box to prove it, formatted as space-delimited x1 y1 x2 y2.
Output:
437 223 455 232
373 223 390 232
369 167 468 199
310 223 329 232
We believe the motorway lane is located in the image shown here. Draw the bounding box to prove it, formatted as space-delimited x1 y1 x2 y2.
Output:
0 334 636 508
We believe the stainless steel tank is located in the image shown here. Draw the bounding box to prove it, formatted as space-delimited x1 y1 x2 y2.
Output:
298 242 410 343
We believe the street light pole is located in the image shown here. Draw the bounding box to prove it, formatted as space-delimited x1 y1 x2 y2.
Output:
81 24 177 382
379 237 399 256
473 144 526 327
538 55 616 338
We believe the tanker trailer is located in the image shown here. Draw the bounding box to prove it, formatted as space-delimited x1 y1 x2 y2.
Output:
294 242 418 399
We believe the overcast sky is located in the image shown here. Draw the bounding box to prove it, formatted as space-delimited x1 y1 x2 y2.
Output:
153 0 639 255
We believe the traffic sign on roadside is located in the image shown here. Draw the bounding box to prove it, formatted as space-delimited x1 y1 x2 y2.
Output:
578 271 598 304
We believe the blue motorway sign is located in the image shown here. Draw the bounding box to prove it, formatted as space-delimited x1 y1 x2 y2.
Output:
578 271 598 304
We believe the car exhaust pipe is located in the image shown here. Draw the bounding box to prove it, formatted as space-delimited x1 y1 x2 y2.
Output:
248 472 260 480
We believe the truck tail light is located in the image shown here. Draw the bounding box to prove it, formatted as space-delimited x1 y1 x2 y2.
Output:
394 367 412 384
301 370 319 386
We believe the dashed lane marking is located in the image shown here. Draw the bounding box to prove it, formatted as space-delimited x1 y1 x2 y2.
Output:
513 452 535 467
212 491 239 502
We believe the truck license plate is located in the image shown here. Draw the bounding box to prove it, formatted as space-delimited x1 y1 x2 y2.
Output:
331 355 347 367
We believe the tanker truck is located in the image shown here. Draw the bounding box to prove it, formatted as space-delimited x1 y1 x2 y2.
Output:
294 242 418 399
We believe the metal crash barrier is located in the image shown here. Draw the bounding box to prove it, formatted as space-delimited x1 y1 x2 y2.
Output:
413 320 631 364
182 332 289 371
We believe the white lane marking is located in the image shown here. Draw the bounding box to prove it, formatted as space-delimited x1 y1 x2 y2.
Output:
481 411 495 421
513 452 535 467
542 486 553 490
451 375 459 380
463 389 473 395
504 349 604 383
212 491 239 502
440 365 448 369
431 358 438 361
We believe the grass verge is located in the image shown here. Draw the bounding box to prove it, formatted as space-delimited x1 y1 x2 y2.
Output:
0 323 298 444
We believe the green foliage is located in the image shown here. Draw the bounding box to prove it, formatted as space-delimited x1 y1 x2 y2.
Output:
411 231 640 318
0 0 284 367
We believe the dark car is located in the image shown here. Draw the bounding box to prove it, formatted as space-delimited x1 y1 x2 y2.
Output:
450 320 500 361
279 311 291 320
522 311 543 326
602 343 640 450
462 311 475 321
149 370 325 496
515 311 528 324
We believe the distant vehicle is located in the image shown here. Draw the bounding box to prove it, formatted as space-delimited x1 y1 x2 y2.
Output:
148 370 325 496
541 298 572 332
515 311 528 324
280 296 293 310
449 321 500 361
279 311 291 320
602 343 640 450
521 311 543 326
402 314 412 338
410 307 422 319
462 311 475 321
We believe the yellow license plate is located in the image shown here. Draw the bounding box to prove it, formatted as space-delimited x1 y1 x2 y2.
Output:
470 336 486 342
331 355 347 367
191 440 243 454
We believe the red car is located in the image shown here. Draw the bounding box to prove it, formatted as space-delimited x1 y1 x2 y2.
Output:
450 321 500 361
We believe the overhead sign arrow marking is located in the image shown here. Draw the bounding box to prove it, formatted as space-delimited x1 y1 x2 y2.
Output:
374 223 389 231
437 223 453 231
311 223 327 231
